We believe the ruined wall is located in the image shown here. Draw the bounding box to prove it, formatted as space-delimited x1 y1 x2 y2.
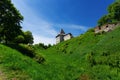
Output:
95 23 120 33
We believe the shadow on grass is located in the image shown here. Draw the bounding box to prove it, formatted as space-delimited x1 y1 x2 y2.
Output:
3 44 35 58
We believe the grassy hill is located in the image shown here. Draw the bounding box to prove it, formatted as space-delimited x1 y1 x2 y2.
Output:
0 26 120 80
0 44 44 80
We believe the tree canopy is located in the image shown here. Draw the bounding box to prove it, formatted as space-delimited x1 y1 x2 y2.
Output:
98 1 120 26
14 31 34 44
0 0 23 43
108 2 120 21
116 0 120 2
23 31 34 44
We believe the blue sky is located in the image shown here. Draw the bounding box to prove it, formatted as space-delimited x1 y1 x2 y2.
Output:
11 0 114 45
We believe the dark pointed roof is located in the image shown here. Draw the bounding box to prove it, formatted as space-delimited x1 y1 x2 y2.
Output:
56 29 65 38
60 29 65 34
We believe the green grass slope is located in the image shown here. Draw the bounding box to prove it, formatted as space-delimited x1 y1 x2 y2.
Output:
0 44 47 80
0 26 120 80
37 26 120 80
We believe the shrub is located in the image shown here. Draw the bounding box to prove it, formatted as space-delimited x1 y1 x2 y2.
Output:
4 44 45 63
33 54 45 63
14 35 25 44
33 43 52 50
87 28 94 32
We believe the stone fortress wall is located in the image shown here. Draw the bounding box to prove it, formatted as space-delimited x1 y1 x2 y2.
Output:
95 22 120 33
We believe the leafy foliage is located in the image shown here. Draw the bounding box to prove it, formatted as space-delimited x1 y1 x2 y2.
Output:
14 35 25 44
13 31 34 44
33 43 52 50
116 0 120 2
98 1 120 26
0 0 23 43
108 2 120 21
98 15 112 26
23 31 34 44
4 44 45 64
0 26 120 80
0 1 120 80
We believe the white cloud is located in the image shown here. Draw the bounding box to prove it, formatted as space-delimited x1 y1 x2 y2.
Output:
63 24 88 32
54 24 88 31
11 0 57 45
53 23 89 36
11 0 89 45
33 35 56 45
69 24 89 31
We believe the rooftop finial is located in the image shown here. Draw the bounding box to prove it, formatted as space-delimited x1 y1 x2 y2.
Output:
60 29 65 34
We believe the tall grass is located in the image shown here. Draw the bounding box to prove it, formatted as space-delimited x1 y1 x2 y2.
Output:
0 26 120 80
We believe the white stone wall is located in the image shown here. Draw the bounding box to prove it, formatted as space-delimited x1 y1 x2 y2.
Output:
56 36 60 44
56 33 73 44
64 34 71 41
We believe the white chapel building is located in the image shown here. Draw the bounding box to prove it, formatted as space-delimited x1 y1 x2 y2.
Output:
56 29 73 44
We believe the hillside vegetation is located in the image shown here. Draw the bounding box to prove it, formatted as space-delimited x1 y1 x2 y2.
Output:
37 26 120 80
0 25 120 80
0 44 45 80
0 0 120 80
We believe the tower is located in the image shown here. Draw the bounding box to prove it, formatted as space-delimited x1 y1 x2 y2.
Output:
56 29 65 44
56 29 73 44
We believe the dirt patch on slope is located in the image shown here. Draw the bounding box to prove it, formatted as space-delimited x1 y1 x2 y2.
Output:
0 70 7 80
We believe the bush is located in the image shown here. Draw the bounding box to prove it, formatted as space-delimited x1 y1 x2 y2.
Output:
19 44 36 58
33 43 52 50
87 28 95 32
4 44 45 63
34 54 45 63
5 44 36 58
14 35 25 44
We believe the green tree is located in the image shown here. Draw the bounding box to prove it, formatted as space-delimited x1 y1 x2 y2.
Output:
108 2 120 21
98 15 111 26
0 0 23 44
48 44 52 48
98 1 120 26
14 35 25 44
116 0 120 2
23 31 34 44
